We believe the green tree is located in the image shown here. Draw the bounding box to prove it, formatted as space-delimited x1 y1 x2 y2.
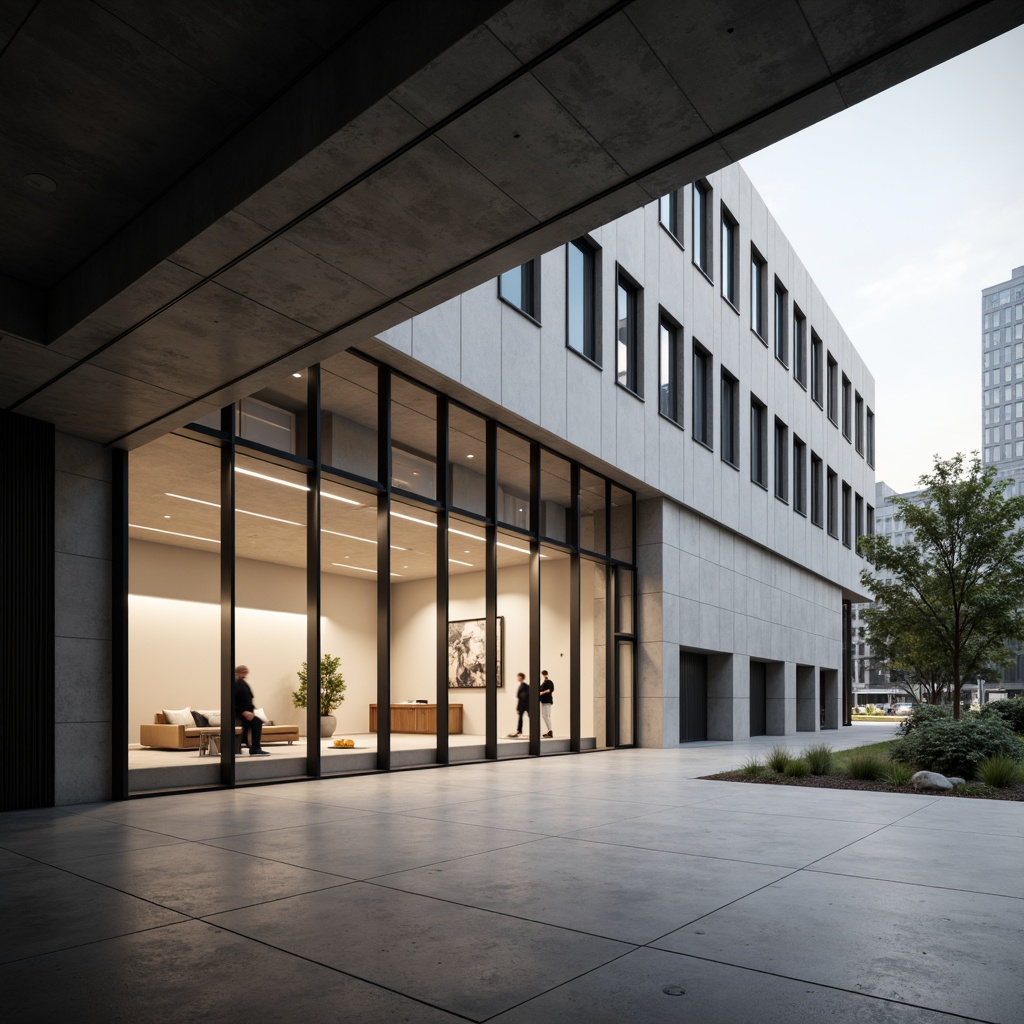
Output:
293 653 346 714
859 453 1024 719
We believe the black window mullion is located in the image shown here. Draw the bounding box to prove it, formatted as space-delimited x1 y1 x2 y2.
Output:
485 418 498 760
220 405 236 788
306 366 322 780
376 367 391 772
436 396 450 766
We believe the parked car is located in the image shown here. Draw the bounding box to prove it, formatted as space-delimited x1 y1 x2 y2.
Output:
892 703 914 715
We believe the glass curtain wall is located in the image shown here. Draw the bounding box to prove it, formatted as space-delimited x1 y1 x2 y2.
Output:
124 351 637 794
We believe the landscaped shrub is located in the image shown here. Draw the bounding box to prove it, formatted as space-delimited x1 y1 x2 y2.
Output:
975 755 1023 788
898 703 953 737
844 750 888 781
783 759 811 778
740 756 767 777
765 745 794 773
884 762 915 786
978 696 1024 735
891 718 1023 778
803 743 834 775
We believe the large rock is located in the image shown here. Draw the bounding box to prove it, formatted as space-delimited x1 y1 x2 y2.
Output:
947 777 966 787
911 770 953 791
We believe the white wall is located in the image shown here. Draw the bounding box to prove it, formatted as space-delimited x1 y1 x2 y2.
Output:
130 540 598 744
128 540 377 742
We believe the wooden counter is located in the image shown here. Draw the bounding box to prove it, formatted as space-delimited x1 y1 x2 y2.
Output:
369 703 464 734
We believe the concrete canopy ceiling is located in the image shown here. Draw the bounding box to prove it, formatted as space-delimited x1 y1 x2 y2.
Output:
4 0 1022 449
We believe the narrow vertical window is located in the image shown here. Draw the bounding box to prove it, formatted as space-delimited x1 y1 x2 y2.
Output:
659 314 683 424
866 503 875 537
721 205 738 307
826 353 838 425
659 191 678 238
854 392 864 454
793 306 806 387
841 374 852 440
811 453 823 526
774 418 788 501
750 396 767 488
774 279 788 366
827 468 838 537
811 331 823 406
751 246 766 340
721 369 739 467
866 407 875 467
692 180 712 277
855 493 864 553
616 274 641 395
842 482 852 547
692 342 713 447
793 436 806 515
499 259 539 319
566 238 597 362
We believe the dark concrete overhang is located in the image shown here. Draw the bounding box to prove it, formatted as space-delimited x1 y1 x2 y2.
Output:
3 0 1021 448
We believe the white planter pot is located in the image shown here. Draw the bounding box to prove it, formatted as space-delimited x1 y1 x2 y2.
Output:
320 715 337 738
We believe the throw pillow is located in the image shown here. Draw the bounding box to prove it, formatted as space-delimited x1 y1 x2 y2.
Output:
162 707 193 726
191 710 210 727
207 714 221 726
253 707 270 723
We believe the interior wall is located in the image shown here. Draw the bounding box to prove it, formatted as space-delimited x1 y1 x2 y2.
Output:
128 540 377 742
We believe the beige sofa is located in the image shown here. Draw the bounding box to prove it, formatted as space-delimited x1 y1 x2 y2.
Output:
140 712 300 750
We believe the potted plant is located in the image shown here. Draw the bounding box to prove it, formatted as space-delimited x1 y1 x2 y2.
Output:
293 653 346 738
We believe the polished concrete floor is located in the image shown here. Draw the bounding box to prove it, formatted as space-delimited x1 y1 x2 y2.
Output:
3 723 1022 1023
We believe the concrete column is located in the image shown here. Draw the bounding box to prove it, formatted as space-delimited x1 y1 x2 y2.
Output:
765 660 794 735
708 652 749 740
54 434 112 805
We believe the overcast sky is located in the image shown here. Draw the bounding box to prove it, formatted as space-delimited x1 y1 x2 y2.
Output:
740 25 1024 494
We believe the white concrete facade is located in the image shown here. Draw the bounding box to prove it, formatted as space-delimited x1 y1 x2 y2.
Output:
373 164 876 746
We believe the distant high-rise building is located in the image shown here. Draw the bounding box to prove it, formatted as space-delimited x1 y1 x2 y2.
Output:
982 266 1024 475
981 265 1024 697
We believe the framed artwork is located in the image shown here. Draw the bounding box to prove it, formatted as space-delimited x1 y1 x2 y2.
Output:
448 617 504 688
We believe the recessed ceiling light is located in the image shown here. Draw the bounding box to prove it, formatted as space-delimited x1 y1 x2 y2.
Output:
24 173 57 192
292 372 302 378
164 515 171 520
466 454 475 459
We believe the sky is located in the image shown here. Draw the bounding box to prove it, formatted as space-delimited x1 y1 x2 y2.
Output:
740 24 1024 494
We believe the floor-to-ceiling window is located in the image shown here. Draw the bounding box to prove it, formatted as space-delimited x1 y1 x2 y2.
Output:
123 352 636 793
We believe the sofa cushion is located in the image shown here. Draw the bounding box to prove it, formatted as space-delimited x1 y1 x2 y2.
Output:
253 707 270 723
191 710 210 727
162 706 193 726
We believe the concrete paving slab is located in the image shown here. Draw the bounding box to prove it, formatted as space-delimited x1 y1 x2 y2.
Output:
489 946 975 1024
405 790 674 836
204 811 542 879
66 841 351 917
653 870 1024 1023
570 803 883 868
210 881 630 1022
0 919 464 1023
0 848 185 964
809 824 1024 898
895 797 1024 838
378 835 790 945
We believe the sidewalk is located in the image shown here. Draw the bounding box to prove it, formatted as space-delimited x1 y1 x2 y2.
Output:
2 723 1021 1023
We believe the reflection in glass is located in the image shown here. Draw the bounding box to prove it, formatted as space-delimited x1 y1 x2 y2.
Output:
497 429 531 530
449 406 487 516
321 351 378 482
540 450 571 543
579 471 607 556
392 377 437 499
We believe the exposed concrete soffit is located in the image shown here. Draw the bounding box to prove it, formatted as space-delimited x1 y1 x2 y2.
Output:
5 0 1021 449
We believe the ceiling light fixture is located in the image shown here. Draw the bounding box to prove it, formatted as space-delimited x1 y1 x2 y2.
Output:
165 492 302 526
330 563 402 577
448 558 473 567
292 372 302 378
129 524 219 544
320 528 406 551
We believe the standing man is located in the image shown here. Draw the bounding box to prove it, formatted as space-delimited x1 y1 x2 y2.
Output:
539 669 555 738
508 672 529 738
233 665 270 756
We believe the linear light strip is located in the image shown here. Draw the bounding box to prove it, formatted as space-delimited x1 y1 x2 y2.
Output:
235 465 361 505
330 563 402 577
129 524 219 544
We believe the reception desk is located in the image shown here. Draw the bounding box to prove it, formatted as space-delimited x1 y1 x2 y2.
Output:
369 703 464 734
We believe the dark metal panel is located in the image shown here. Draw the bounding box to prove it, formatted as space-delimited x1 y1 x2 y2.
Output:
306 366 322 777
376 366 391 771
219 405 236 787
529 442 541 757
111 448 129 800
435 396 450 765
485 418 498 760
0 410 55 810
569 463 581 753
679 651 708 743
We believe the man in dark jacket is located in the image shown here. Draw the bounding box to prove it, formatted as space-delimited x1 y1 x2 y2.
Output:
233 665 269 756
539 670 554 737
508 672 529 737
